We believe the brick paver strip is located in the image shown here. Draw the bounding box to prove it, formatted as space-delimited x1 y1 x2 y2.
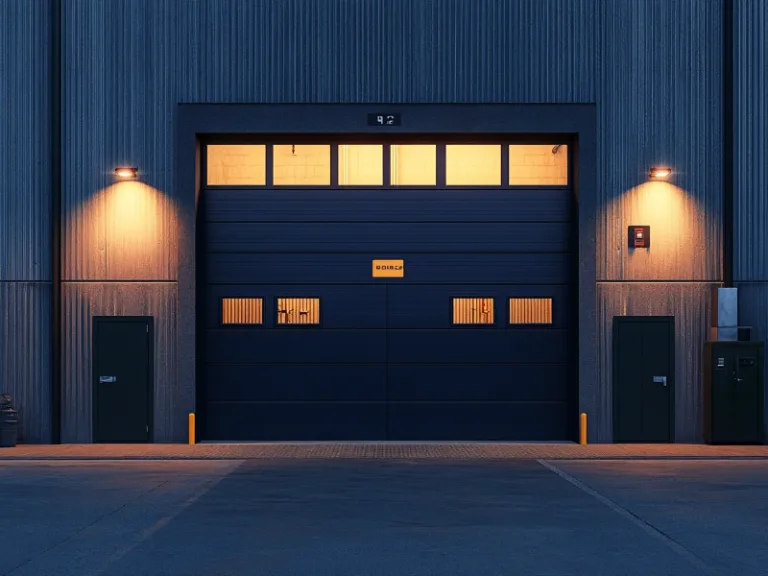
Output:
0 443 767 460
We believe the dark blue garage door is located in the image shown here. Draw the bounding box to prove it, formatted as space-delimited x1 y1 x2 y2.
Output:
199 146 575 441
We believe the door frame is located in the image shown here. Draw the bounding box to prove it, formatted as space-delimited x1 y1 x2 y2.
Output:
612 315 676 443
92 316 155 443
178 103 597 444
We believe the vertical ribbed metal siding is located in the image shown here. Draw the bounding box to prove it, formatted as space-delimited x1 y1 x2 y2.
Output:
55 0 732 443
0 1 51 280
733 0 768 282
596 0 723 282
60 0 597 442
0 283 52 443
61 283 177 443
61 0 596 277
0 0 52 443
174 0 595 103
594 0 723 442
62 0 177 281
63 0 595 282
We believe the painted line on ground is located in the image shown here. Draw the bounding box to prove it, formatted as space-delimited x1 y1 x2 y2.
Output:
537 459 722 576
86 460 244 576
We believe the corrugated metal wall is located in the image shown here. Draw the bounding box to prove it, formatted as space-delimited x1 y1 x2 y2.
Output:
57 0 727 443
734 0 768 439
0 1 52 442
595 0 723 442
58 0 601 443
5 0 764 442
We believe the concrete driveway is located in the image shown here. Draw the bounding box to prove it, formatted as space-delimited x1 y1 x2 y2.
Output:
0 458 765 576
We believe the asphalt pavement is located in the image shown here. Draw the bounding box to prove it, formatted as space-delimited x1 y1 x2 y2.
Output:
0 457 765 576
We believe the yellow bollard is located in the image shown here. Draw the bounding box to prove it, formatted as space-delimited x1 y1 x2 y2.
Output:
579 412 587 445
188 413 195 445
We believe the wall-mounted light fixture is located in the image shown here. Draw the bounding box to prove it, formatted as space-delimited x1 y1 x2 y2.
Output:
114 166 138 179
649 167 672 180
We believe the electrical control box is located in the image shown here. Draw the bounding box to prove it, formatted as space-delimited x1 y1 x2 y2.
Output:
703 341 765 444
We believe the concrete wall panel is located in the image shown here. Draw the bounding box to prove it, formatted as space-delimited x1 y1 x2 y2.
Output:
61 282 178 443
597 282 719 443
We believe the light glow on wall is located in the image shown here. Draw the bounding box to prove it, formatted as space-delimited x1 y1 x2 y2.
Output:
611 180 710 279
73 181 175 278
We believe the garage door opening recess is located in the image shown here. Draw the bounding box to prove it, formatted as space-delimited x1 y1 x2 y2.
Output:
194 120 587 442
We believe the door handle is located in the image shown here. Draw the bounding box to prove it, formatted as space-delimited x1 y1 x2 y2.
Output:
652 376 667 387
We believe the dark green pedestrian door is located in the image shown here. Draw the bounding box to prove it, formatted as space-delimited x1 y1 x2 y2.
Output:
93 317 153 443
613 316 675 443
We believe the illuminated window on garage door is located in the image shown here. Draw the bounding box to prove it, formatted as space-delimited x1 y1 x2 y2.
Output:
338 145 383 185
391 144 437 185
452 298 495 325
221 298 263 325
509 298 553 325
206 145 266 185
277 298 320 325
273 145 331 186
509 145 568 185
446 145 501 186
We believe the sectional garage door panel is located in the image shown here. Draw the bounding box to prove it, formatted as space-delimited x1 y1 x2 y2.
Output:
205 402 388 441
205 330 387 364
207 253 571 284
386 331 571 364
386 364 570 402
205 189 572 223
386 402 571 441
200 161 575 440
207 222 571 253
205 364 387 402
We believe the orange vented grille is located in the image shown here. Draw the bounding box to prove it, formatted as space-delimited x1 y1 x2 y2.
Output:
277 298 320 325
452 298 495 325
509 298 553 325
222 298 263 325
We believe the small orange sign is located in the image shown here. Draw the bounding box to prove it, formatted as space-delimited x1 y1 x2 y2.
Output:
372 259 404 278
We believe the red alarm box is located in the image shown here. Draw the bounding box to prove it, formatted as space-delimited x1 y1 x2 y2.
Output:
628 226 650 249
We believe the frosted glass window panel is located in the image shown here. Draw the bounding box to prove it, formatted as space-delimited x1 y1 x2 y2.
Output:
338 145 384 185
273 145 331 186
446 145 501 186
509 145 568 185
207 145 266 185
391 145 437 185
